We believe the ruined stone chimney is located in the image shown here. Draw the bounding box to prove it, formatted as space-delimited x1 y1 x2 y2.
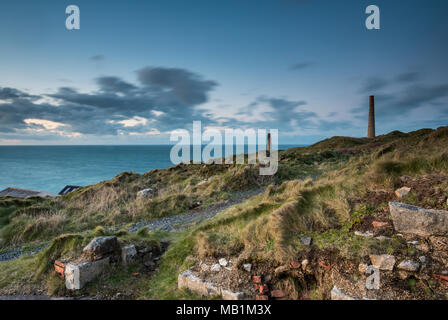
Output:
368 95 375 138
267 133 271 157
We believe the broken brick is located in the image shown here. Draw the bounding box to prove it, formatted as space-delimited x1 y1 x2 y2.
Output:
256 295 269 300
259 284 269 294
54 260 66 279
271 290 287 298
318 261 331 270
372 221 389 228
132 272 140 277
290 260 301 269
433 274 448 286
252 275 262 284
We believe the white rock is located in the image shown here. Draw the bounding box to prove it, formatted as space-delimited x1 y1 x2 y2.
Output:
178 270 244 300
330 286 355 300
301 259 309 270
137 188 154 199
398 260 420 272
219 258 228 267
200 263 210 272
243 263 252 272
358 263 368 274
376 236 391 241
418 256 426 263
395 187 411 198
221 289 244 300
65 257 110 290
407 241 419 245
355 231 374 238
211 264 222 272
178 270 220 296
370 254 396 271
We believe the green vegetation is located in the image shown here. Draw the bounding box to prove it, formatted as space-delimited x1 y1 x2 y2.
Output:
1 126 448 298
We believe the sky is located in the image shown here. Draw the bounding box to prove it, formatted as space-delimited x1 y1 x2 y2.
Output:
0 0 447 145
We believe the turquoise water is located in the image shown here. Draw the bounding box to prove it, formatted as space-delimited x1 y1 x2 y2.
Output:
0 145 302 194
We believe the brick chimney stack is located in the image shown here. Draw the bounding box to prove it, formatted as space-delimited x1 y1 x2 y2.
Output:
368 95 375 138
267 133 271 157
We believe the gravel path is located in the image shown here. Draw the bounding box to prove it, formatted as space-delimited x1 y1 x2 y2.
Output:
129 189 263 233
0 189 263 263
0 243 49 263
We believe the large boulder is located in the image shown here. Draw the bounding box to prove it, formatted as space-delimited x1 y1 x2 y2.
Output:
65 257 110 290
389 202 448 237
83 236 119 258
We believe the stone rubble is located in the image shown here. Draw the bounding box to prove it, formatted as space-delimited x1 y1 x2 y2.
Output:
210 264 222 272
178 270 244 300
300 237 312 246
355 231 374 238
389 202 448 237
218 258 228 267
395 187 411 198
243 263 252 272
397 260 420 272
369 254 396 271
330 286 355 300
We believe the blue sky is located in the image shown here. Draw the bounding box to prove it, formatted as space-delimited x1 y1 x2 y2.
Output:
0 0 447 145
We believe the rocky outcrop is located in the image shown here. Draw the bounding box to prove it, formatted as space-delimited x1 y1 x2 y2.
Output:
178 270 244 300
389 202 448 237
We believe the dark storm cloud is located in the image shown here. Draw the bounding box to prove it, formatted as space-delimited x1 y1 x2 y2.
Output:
0 66 219 139
96 76 137 94
395 72 421 83
289 62 313 71
0 87 38 100
352 71 448 122
233 96 351 132
359 77 389 94
90 55 105 61
137 67 218 106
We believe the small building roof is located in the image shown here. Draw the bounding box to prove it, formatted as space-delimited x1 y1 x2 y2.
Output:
0 187 58 199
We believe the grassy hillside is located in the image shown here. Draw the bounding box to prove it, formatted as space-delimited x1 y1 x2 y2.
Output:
1 126 448 299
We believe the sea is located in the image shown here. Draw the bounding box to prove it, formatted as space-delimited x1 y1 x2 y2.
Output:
0 145 303 194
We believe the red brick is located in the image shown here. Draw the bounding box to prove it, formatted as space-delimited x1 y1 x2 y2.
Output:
290 260 301 269
54 260 66 279
433 274 448 286
54 260 66 268
259 284 269 294
270 290 287 298
132 272 140 277
372 221 389 228
318 261 331 270
252 275 262 283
